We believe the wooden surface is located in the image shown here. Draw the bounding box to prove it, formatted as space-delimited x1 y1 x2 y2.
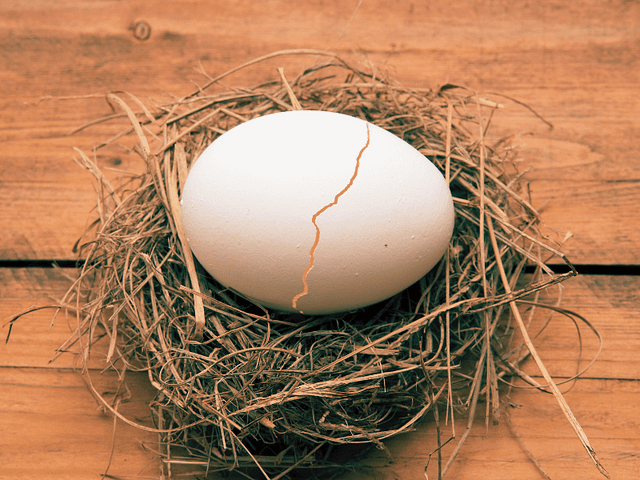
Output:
1 1 639 479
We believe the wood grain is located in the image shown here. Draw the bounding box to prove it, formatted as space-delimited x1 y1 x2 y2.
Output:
1 0 639 263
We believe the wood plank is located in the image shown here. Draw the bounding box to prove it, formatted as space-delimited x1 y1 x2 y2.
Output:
0 267 157 478
0 367 159 480
4 269 638 379
5 375 634 479
514 274 640 381
339 380 640 480
336 273 640 479
2 269 639 478
1 0 639 263
1 268 80 369
0 268 158 479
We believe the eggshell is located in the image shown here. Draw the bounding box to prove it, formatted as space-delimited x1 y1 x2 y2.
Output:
180 110 455 315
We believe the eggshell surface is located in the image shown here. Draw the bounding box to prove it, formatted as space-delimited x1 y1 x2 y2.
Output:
180 110 455 314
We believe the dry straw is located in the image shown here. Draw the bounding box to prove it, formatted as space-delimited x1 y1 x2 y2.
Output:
52 50 607 478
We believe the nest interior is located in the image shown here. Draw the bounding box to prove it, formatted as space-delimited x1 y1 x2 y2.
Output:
55 51 594 479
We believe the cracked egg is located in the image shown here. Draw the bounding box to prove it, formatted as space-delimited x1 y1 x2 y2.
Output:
180 110 455 315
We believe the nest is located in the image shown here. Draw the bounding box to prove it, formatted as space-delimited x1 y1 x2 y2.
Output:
54 50 605 479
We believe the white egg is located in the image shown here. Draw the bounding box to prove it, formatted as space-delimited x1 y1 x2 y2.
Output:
180 110 455 315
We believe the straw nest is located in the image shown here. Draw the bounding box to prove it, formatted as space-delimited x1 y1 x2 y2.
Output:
55 50 600 479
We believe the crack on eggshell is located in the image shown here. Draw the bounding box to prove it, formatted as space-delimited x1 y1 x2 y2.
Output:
292 123 371 313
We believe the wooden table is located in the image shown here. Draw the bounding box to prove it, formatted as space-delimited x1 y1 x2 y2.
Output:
1 1 638 479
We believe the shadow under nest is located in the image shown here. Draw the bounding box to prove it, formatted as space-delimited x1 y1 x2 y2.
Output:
59 50 583 479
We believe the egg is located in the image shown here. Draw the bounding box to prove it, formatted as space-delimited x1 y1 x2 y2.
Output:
180 110 455 315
